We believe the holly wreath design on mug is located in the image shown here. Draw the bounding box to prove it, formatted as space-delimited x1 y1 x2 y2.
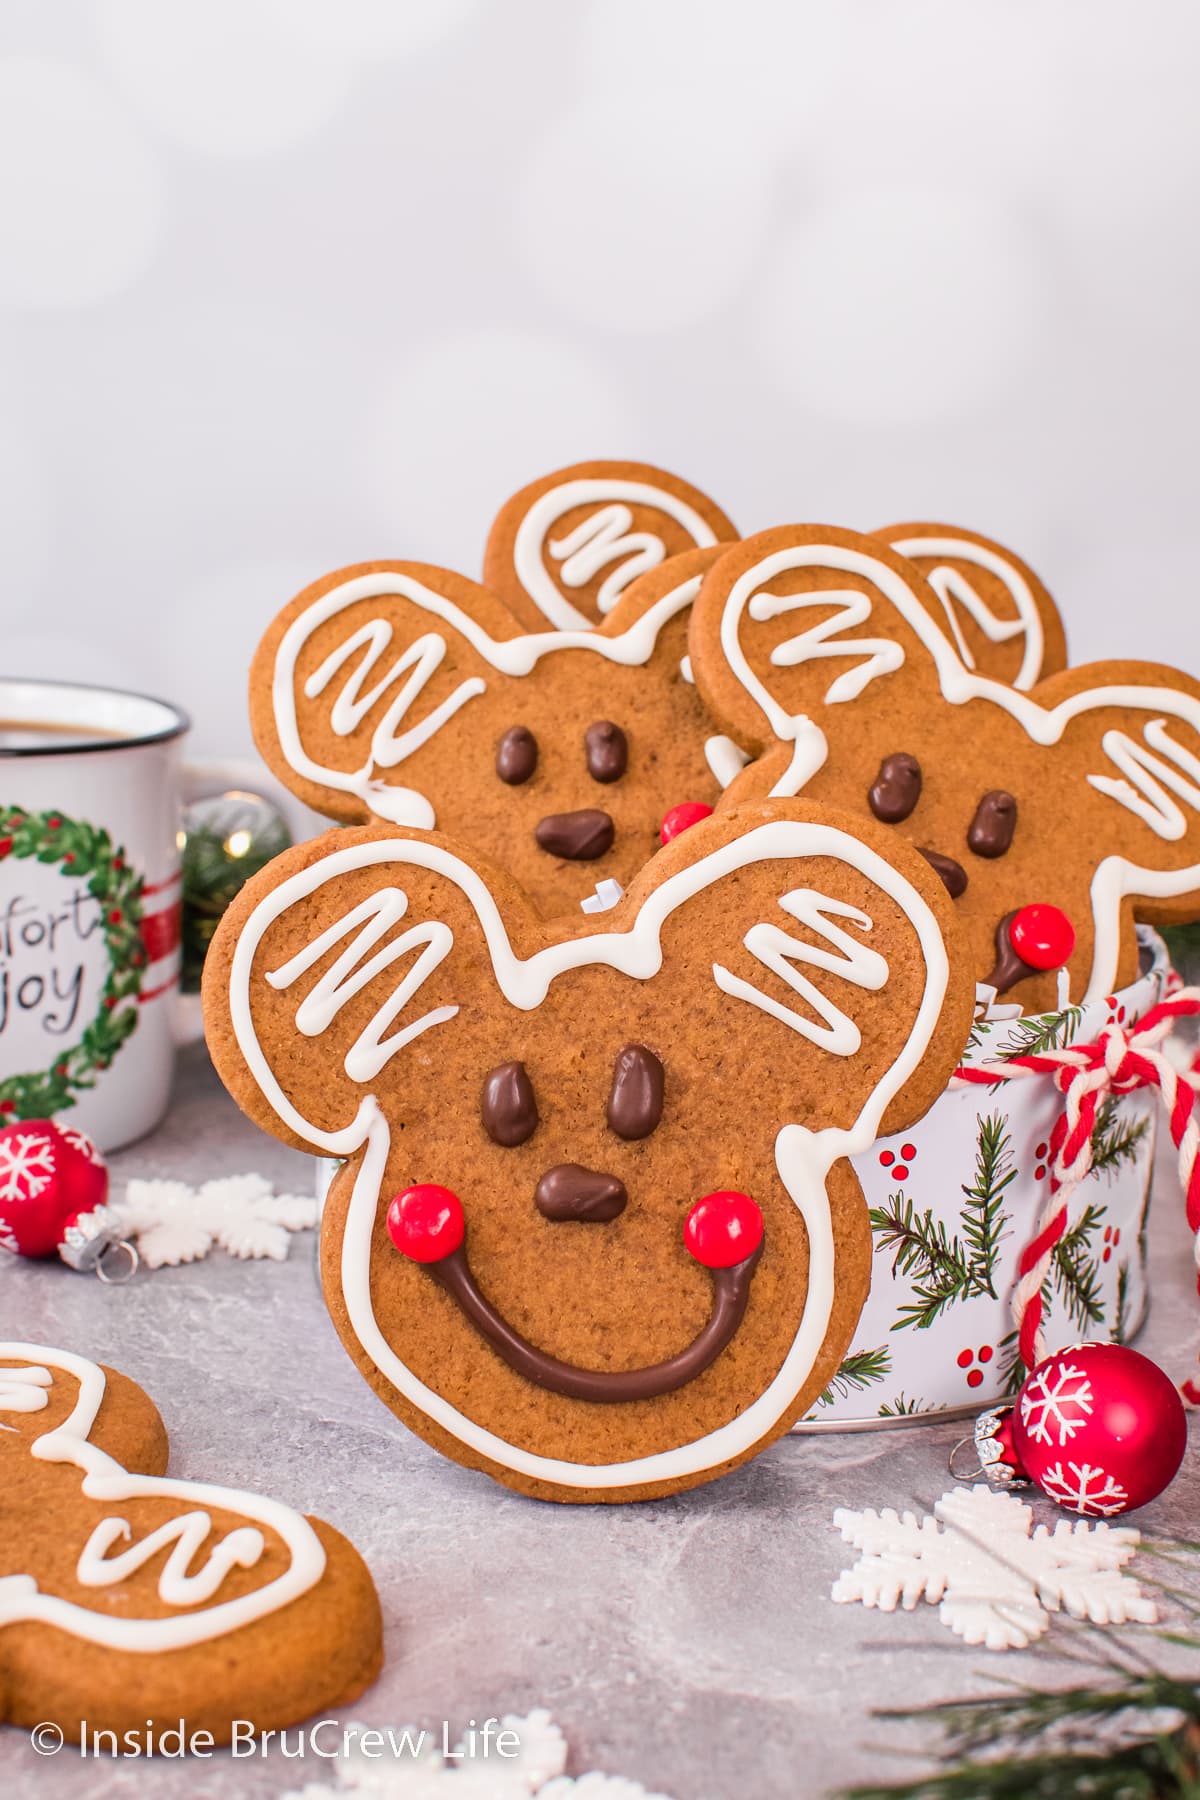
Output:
0 1345 381 1742
688 523 1200 1015
203 800 973 1503
249 534 750 921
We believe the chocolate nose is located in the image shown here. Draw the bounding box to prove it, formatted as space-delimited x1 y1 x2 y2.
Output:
535 1164 628 1223
918 848 969 898
534 809 614 861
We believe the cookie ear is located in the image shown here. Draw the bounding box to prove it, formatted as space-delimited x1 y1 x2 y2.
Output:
202 826 535 1156
874 522 1068 691
689 526 970 783
249 563 522 828
484 460 738 631
1033 661 1200 988
621 801 973 1144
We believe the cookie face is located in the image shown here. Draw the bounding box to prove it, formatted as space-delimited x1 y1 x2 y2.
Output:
690 524 1200 1012
483 460 737 630
0 1345 381 1743
250 550 734 919
873 523 1067 691
203 803 972 1503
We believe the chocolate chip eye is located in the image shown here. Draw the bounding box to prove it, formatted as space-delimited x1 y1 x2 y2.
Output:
585 719 628 783
496 726 537 785
869 752 922 823
968 790 1018 858
481 1061 538 1146
607 1044 664 1140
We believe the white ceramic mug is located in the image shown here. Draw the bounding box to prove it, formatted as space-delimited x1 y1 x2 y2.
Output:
0 678 188 1152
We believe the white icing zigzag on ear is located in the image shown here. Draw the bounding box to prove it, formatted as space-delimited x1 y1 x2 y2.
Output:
1089 720 1200 841
512 480 719 630
224 821 950 1490
77 1513 265 1606
0 1345 325 1650
272 570 702 826
266 890 458 1083
713 891 889 1054
749 588 905 704
888 533 1046 691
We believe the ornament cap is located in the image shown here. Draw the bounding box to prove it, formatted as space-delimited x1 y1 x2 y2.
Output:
949 1404 1030 1488
58 1202 136 1280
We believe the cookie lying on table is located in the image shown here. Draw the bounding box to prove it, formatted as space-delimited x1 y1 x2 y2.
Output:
0 1344 381 1744
249 547 740 920
689 524 1200 1015
484 458 737 630
203 801 973 1504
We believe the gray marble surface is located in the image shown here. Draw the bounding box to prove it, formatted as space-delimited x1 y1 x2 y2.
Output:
1 1042 1196 1800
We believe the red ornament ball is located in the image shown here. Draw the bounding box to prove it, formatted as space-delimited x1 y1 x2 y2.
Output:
1011 1343 1187 1517
1010 903 1076 971
684 1191 763 1269
661 802 714 845
386 1184 465 1263
0 1120 107 1259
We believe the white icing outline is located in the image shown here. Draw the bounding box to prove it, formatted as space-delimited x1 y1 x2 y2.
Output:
225 821 950 1490
718 538 1200 1004
510 480 718 629
272 571 702 827
0 1347 325 1651
888 534 1046 691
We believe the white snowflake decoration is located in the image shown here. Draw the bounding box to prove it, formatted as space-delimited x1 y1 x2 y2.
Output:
281 1709 673 1799
1039 1461 1131 1518
108 1172 317 1268
58 1125 101 1164
1019 1360 1094 1447
0 1130 55 1202
832 1484 1157 1651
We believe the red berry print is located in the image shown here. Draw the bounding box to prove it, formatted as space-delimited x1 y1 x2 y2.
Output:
108 910 122 925
1102 1224 1122 1265
684 1191 763 1268
46 816 61 830
957 1345 994 1389
1033 1139 1049 1181
878 1150 895 1167
0 837 11 857
63 852 74 864
0 1100 13 1114
880 1143 918 1183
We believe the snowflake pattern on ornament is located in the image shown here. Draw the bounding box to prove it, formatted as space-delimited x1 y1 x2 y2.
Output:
280 1708 674 1799
1038 1461 1131 1518
108 1173 317 1268
58 1126 101 1164
832 1484 1156 1651
1019 1360 1094 1448
0 1130 55 1203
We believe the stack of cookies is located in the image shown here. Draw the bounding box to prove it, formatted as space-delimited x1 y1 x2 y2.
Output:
203 462 1200 1497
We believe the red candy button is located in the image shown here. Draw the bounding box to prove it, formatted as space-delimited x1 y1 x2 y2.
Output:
1009 903 1075 971
386 1184 465 1263
684 1191 763 1268
661 802 714 845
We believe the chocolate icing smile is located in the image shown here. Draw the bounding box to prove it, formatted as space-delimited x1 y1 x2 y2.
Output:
424 1235 762 1403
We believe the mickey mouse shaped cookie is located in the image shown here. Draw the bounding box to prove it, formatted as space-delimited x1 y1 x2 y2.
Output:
484 459 737 630
250 548 740 919
0 1345 381 1743
689 524 1200 1013
203 801 972 1503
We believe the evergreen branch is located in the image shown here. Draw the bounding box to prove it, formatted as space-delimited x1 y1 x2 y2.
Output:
817 1346 892 1408
996 1004 1084 1061
1114 1262 1131 1345
958 1112 1014 1297
878 1393 925 1417
1051 1203 1107 1332
1089 1097 1152 1182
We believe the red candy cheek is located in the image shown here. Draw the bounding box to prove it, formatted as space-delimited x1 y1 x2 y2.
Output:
1010 904 1075 970
661 802 714 845
386 1184 465 1263
684 1190 763 1268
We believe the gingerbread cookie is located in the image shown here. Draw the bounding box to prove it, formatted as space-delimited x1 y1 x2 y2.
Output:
689 524 1200 1013
249 549 737 920
203 802 973 1503
483 460 737 630
1 1344 381 1743
872 522 1067 690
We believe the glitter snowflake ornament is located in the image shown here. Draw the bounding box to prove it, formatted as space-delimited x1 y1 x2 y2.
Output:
832 1483 1157 1651
970 1344 1188 1518
108 1172 318 1268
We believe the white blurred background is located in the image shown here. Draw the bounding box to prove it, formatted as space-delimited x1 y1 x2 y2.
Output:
2 0 1198 759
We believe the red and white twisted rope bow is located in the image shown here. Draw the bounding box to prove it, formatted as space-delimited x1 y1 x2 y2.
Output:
954 987 1200 1400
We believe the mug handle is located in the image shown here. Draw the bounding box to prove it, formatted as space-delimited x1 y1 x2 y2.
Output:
173 759 318 1045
